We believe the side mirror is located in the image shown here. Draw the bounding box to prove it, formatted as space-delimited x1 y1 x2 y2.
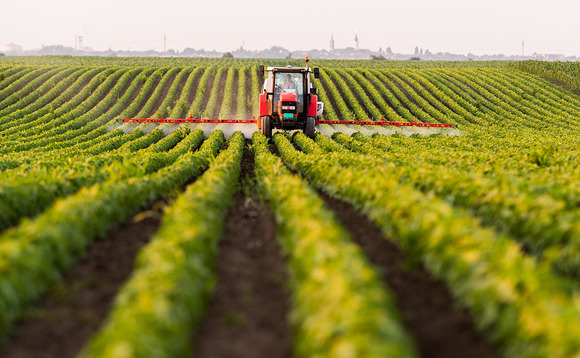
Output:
258 65 264 77
310 88 318 95
313 67 320 79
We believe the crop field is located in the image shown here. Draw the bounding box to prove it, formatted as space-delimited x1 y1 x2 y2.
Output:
0 56 579 358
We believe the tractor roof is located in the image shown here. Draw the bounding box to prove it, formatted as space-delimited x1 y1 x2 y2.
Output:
266 66 309 73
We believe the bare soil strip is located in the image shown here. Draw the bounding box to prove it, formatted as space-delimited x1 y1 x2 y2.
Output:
170 68 193 117
337 71 375 119
200 71 217 115
32 70 85 110
545 77 580 96
212 70 228 119
129 74 160 118
378 70 422 108
192 143 293 358
144 69 181 118
231 69 239 118
66 69 101 102
245 70 253 118
437 71 487 101
90 70 124 111
317 75 344 118
6 68 54 99
124 72 147 115
0 206 164 358
349 71 392 118
319 192 500 358
394 72 456 115
186 68 205 109
325 71 358 116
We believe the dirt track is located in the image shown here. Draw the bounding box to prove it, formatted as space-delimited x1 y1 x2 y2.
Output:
192 143 293 358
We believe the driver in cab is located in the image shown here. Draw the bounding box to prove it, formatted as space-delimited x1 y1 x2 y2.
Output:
281 74 297 90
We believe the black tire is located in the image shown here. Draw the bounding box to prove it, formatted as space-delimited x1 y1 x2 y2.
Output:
304 117 316 139
261 116 272 138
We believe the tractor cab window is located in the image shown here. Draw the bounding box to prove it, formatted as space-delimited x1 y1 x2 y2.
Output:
274 72 304 113
275 73 303 94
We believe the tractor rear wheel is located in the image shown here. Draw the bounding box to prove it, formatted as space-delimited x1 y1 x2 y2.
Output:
261 116 272 138
304 117 316 139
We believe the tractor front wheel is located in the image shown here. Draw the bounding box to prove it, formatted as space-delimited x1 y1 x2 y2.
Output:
304 117 316 139
261 116 272 138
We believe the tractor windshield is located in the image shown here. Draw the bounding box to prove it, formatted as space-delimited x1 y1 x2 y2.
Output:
274 72 304 112
276 72 303 94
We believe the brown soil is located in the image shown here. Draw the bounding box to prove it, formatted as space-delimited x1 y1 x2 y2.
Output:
186 69 204 113
319 193 500 358
128 72 160 118
318 75 345 118
91 70 123 110
245 70 253 118
212 70 228 118
192 142 293 358
231 70 239 118
144 69 180 118
8 68 54 99
431 71 495 114
0 206 164 358
32 69 84 111
337 71 375 119
394 71 456 115
0 67 28 92
440 71 486 101
44 68 101 111
348 70 392 119
200 71 217 115
383 71 422 108
542 77 580 96
97 69 143 119
368 70 417 118
122 71 147 117
325 71 358 117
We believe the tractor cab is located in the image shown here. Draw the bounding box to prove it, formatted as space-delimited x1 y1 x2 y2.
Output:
258 60 323 139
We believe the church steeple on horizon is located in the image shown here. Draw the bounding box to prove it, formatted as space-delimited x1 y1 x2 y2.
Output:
354 32 359 50
330 33 335 51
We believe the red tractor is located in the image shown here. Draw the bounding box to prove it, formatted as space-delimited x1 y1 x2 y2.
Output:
257 60 323 139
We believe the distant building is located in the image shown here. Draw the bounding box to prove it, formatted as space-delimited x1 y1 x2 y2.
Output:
354 33 359 51
533 53 565 61
1 43 23 55
330 33 335 52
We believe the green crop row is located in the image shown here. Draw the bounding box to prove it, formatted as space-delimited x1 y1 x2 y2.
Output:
0 66 80 122
168 66 204 119
330 131 580 278
235 66 249 118
0 66 60 111
81 130 243 357
513 60 580 92
187 66 215 118
0 129 223 342
0 128 202 232
0 67 104 135
254 132 417 357
0 67 127 152
284 132 580 358
0 67 119 139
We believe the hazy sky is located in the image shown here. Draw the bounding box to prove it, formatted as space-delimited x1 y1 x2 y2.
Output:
2 0 579 56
